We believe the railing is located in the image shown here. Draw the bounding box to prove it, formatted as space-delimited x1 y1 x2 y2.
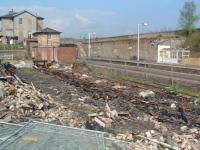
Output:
78 57 200 91
0 54 14 60
79 57 200 74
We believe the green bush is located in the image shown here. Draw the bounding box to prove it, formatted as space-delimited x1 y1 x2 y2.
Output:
184 32 200 52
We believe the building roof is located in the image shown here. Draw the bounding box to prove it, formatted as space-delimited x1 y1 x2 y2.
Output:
33 27 61 35
158 39 185 48
0 10 44 20
0 12 18 19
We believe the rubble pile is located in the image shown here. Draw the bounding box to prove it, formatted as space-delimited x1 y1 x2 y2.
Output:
0 62 16 77
86 103 200 150
0 62 80 124
44 66 200 150
0 61 199 149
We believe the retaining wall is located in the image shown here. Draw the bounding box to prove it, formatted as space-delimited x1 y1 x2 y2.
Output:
182 58 200 66
0 49 27 60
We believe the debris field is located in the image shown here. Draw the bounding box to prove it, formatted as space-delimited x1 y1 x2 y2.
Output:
0 62 200 150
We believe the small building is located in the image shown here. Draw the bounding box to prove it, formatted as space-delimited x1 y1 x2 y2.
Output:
31 28 77 63
0 10 44 44
157 39 190 64
32 44 78 63
32 27 61 47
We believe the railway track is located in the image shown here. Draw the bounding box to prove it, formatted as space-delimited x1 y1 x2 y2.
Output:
82 59 200 91
81 57 200 75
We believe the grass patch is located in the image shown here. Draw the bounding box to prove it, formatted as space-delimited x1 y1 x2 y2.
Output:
89 66 200 102
171 86 200 103
18 67 34 73
114 74 159 87
90 67 104 76
0 43 25 50
89 66 159 87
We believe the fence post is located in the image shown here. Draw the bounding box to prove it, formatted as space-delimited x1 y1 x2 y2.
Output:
144 62 147 80
124 58 127 76
170 65 174 87
110 59 113 75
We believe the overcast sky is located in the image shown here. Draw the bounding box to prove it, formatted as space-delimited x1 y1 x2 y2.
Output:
0 0 200 38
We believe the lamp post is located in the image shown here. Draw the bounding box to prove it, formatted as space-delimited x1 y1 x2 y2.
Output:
88 32 96 59
137 23 148 62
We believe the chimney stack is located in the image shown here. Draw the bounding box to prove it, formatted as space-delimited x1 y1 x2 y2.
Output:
9 9 14 15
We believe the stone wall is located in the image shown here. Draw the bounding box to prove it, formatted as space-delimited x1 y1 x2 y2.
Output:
37 19 43 31
1 19 14 37
0 49 27 60
190 52 200 58
182 58 200 66
81 37 159 62
14 13 37 41
80 31 178 62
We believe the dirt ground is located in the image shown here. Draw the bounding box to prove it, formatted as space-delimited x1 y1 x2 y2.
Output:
17 68 200 134
0 59 197 150
13 66 200 150
18 69 147 133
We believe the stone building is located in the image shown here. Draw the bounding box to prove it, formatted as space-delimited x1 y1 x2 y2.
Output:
31 28 77 63
0 10 44 44
32 27 61 47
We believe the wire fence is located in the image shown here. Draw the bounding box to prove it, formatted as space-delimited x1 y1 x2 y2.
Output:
80 57 200 91
0 121 131 150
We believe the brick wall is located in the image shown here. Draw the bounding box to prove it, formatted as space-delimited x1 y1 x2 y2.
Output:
32 46 77 63
57 47 77 63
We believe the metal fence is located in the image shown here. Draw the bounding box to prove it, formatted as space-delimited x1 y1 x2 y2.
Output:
0 54 13 60
0 121 130 150
80 57 200 91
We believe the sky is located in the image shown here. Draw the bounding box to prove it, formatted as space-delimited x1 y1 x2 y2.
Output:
0 0 200 38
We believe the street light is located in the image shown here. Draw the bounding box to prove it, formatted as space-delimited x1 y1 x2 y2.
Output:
137 23 148 62
88 32 96 58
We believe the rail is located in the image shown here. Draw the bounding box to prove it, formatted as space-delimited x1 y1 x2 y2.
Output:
78 57 200 91
78 57 200 75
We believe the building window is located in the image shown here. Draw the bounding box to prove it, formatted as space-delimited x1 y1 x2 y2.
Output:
182 52 190 58
28 32 32 38
171 52 177 59
47 34 51 39
19 18 23 24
